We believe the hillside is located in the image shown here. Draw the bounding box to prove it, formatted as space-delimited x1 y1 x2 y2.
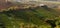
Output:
0 6 60 28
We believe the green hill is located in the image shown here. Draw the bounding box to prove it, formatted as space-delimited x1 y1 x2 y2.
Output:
0 7 60 28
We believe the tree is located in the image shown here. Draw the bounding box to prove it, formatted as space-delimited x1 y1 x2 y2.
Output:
46 20 56 28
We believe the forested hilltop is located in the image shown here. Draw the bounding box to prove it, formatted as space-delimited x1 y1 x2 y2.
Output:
0 6 60 28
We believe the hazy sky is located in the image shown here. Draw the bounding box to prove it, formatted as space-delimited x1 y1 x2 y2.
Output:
8 0 59 2
9 0 26 2
8 0 21 2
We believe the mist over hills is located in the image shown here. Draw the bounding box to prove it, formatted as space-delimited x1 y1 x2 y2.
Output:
0 0 60 9
0 0 60 28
